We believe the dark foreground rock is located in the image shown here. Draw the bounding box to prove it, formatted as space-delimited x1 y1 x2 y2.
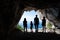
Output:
8 29 60 40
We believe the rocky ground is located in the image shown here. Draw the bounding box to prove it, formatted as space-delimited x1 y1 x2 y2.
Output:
7 29 60 40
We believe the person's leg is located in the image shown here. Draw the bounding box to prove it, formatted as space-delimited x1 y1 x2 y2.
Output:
30 27 32 32
36 25 38 33
43 26 46 32
36 25 38 32
24 27 25 32
45 26 46 32
35 25 36 32
43 26 44 32
26 27 27 32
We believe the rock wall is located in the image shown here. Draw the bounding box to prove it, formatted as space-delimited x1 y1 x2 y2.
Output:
44 8 60 28
0 0 24 40
0 0 60 40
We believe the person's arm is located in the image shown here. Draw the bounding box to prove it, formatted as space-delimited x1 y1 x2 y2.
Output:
45 20 46 26
26 21 27 27
38 18 39 24
26 21 27 24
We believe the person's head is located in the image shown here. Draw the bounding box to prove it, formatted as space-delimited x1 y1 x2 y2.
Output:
36 15 37 17
24 18 26 21
31 21 32 23
43 16 45 19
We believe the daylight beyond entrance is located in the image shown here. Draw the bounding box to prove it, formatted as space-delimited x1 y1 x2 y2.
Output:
18 10 42 32
17 10 56 33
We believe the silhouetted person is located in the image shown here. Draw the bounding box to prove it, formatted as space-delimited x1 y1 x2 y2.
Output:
42 17 46 32
34 15 39 32
30 21 33 32
23 18 27 32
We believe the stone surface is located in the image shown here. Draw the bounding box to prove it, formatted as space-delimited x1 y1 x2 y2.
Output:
0 0 60 40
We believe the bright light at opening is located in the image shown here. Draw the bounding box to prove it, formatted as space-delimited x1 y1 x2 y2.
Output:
18 10 42 32
20 10 41 22
16 10 60 34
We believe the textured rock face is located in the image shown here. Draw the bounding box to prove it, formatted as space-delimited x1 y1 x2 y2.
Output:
0 0 24 40
44 8 60 28
0 0 60 39
38 8 60 28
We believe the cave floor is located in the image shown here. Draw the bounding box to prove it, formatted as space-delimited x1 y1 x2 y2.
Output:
8 29 60 40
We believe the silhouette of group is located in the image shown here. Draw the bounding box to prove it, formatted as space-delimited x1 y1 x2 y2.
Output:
23 15 46 32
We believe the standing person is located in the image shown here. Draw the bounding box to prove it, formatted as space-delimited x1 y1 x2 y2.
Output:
23 18 27 32
34 15 39 32
30 21 33 32
42 17 46 32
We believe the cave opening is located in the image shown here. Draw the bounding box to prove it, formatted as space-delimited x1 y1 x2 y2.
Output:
17 10 42 32
16 9 56 33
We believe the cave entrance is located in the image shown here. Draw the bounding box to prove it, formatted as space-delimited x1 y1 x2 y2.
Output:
17 10 42 32
16 9 56 33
